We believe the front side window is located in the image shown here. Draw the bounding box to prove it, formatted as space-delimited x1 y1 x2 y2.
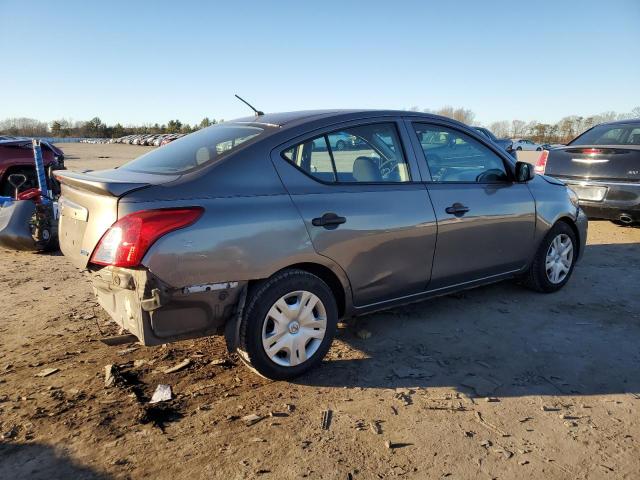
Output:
413 124 509 183
121 123 269 174
282 123 411 183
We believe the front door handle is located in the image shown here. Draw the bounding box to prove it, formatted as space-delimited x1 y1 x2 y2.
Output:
445 203 470 215
312 212 347 229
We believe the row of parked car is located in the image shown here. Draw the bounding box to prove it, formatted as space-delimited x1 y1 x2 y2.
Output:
115 133 185 146
471 128 565 153
78 133 185 146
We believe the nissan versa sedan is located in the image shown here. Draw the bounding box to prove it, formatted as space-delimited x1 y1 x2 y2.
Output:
537 119 640 225
56 110 587 380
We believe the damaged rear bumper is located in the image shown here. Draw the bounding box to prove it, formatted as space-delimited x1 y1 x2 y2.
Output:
90 266 246 346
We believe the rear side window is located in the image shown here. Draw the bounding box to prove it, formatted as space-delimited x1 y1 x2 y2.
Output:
282 123 411 183
121 123 269 174
571 124 640 145
413 124 509 183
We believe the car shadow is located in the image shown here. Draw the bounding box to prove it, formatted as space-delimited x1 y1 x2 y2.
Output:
296 241 640 399
0 442 110 480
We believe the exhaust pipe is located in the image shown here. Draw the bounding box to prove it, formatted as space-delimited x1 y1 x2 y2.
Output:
618 214 633 224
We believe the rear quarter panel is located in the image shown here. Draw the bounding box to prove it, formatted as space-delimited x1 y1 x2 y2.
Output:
119 146 352 301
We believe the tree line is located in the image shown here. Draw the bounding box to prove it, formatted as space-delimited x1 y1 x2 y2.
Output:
411 106 640 143
0 116 220 138
2 107 639 143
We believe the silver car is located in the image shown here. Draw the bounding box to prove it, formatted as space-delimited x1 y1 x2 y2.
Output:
56 110 587 379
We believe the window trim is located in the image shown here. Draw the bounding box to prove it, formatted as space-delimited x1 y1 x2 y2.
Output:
409 121 516 185
279 121 415 186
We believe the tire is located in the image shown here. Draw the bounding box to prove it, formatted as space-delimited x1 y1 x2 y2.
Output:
237 269 338 380
516 146 522 151
335 140 346 151
536 147 542 151
523 221 577 293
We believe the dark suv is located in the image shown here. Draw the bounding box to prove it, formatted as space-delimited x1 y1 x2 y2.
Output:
0 139 64 196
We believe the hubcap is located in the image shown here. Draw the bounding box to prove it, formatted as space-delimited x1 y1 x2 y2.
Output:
545 233 573 284
262 290 327 367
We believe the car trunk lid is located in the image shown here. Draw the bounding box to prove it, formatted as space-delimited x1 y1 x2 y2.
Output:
545 145 640 183
54 169 178 269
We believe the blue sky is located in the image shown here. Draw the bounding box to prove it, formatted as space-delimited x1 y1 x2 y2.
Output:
1 0 638 126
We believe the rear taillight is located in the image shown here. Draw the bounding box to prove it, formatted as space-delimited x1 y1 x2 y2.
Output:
534 150 549 174
90 207 203 267
581 148 602 155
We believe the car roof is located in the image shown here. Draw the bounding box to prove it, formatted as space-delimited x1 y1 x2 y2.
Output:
597 118 640 127
232 109 470 130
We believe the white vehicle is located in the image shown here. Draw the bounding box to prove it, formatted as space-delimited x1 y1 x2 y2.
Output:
512 138 543 151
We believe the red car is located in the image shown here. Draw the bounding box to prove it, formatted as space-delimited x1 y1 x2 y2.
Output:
0 139 64 196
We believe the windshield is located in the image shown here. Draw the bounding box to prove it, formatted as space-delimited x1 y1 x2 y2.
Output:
570 123 640 146
121 123 269 174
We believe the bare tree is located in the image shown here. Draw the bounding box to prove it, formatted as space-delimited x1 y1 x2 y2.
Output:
489 120 510 138
511 120 526 138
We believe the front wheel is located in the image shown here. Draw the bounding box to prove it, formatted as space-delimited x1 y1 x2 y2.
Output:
522 222 577 293
238 269 338 380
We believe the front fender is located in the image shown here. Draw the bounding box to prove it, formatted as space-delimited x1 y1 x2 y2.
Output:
527 175 587 260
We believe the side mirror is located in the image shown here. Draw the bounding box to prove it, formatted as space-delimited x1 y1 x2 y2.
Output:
515 161 535 182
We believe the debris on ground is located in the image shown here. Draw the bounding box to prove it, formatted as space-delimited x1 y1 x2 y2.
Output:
149 384 172 404
104 364 117 387
242 414 263 426
1 425 19 440
494 447 514 459
117 347 138 355
34 367 59 377
370 421 382 434
163 358 191 374
210 358 233 367
321 410 333 430
542 405 561 412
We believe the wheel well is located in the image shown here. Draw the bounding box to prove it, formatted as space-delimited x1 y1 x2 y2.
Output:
256 263 347 318
556 217 581 256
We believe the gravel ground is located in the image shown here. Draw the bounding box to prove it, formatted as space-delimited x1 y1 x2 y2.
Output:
0 143 639 479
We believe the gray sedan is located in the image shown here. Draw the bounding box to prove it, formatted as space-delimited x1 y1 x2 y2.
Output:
56 110 587 379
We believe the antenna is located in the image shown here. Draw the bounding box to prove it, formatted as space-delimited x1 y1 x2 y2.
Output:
235 94 264 116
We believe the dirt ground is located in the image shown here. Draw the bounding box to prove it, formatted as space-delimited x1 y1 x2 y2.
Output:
1 143 639 480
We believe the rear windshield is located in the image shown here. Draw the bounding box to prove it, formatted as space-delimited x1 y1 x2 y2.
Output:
121 123 269 174
570 124 640 146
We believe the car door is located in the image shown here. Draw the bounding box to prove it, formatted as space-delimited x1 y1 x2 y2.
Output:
408 121 536 289
272 119 437 308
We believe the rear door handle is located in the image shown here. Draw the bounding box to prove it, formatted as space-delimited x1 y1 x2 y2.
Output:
312 212 347 228
445 203 470 215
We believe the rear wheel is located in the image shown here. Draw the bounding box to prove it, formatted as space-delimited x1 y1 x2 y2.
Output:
238 269 338 380
523 222 577 292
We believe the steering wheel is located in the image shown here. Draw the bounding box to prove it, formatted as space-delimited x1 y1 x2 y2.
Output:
476 169 506 183
378 159 399 180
